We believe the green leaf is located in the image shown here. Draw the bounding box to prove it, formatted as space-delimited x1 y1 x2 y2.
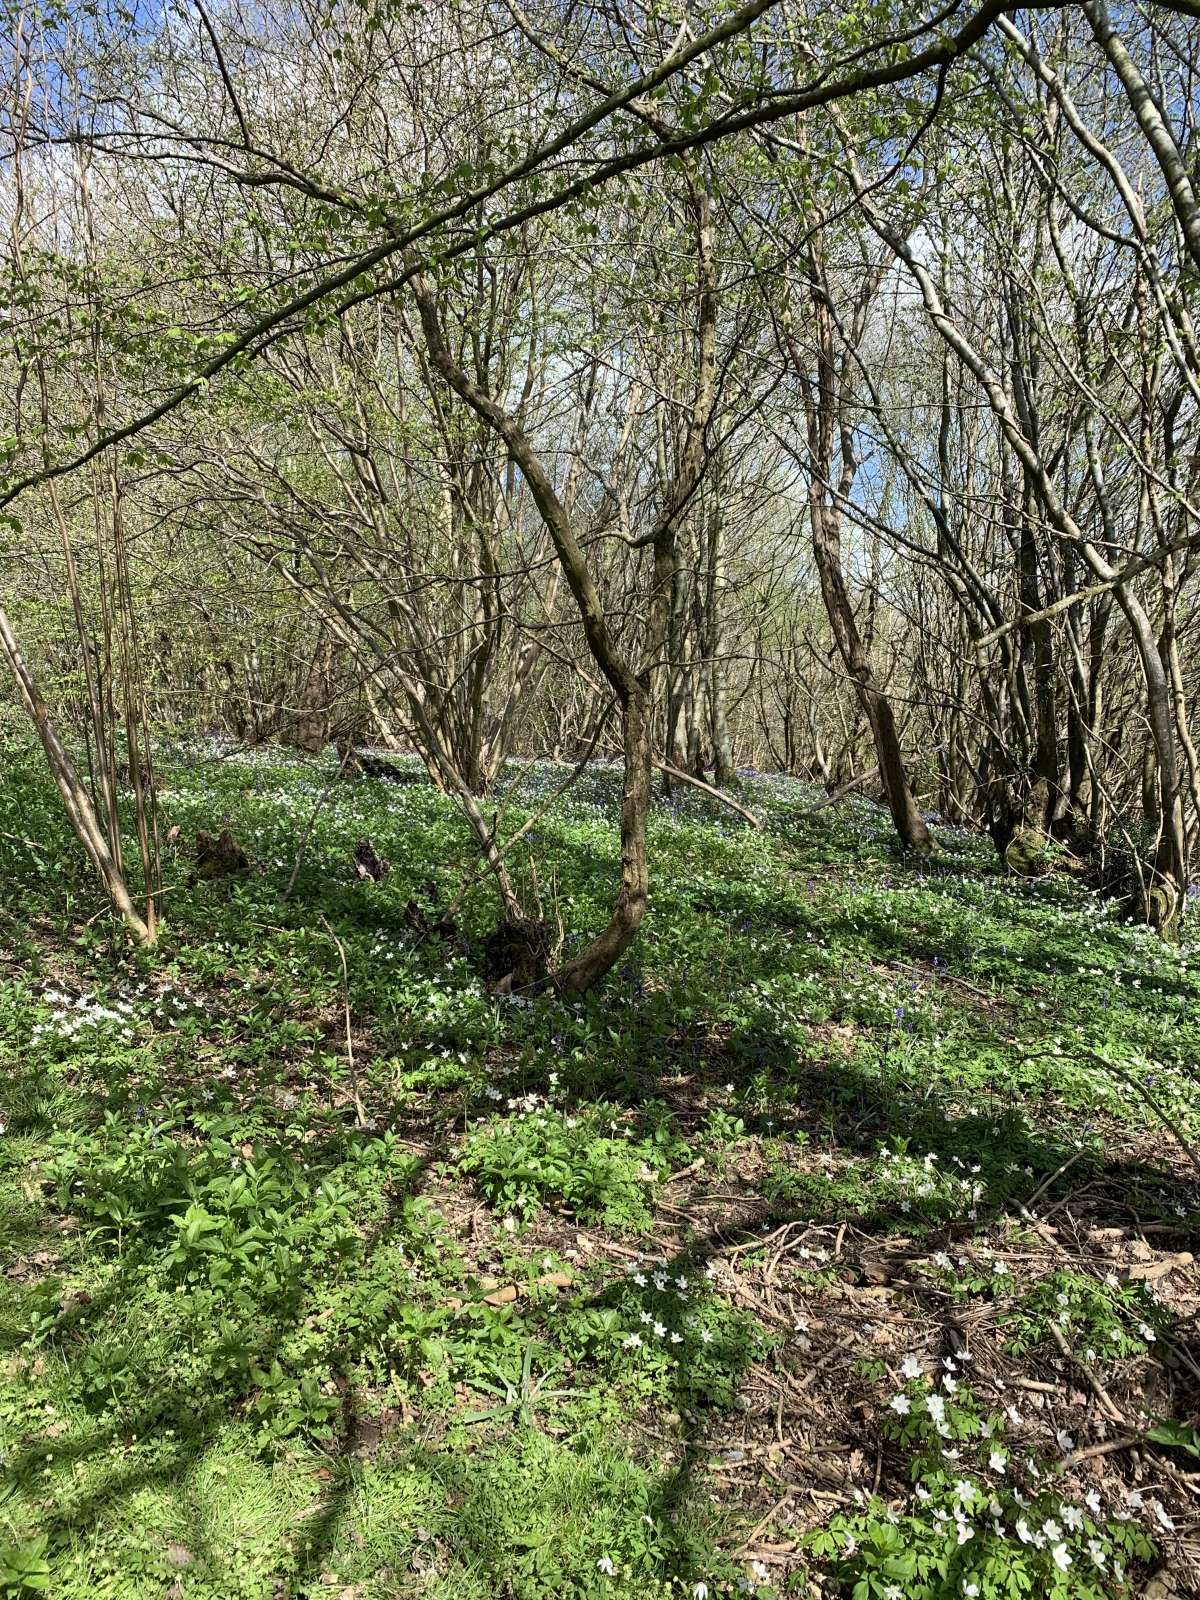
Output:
1147 1420 1200 1459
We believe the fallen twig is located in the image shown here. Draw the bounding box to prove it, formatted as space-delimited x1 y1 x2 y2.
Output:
732 1492 794 1557
652 758 762 828
284 744 354 900
319 913 366 1128
1048 1323 1126 1424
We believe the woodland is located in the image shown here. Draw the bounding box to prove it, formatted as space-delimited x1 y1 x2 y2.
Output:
1 0 1200 1595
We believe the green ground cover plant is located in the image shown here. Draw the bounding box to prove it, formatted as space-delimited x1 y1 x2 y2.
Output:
0 743 1196 1597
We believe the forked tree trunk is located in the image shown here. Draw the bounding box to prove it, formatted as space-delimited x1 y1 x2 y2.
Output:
0 601 153 945
788 238 935 858
412 273 654 986
409 168 718 991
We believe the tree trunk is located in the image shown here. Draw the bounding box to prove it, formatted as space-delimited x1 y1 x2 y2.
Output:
703 489 736 787
0 602 152 945
292 631 338 753
809 494 935 855
787 243 935 857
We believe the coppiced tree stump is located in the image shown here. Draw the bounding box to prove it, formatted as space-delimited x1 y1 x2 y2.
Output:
353 839 391 882
193 828 250 881
480 916 554 993
1004 827 1053 877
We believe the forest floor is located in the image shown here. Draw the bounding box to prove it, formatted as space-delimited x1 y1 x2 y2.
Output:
0 744 1198 1600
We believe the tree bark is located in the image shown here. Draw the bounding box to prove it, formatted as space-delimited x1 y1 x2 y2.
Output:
0 601 152 945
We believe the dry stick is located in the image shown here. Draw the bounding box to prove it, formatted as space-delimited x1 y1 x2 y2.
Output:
795 769 878 814
1018 1198 1174 1430
1026 1149 1087 1213
791 1346 846 1392
319 914 366 1128
283 745 354 901
1021 1045 1200 1186
652 757 762 828
1092 1063 1200 1185
662 1158 705 1186
1048 1323 1127 1425
732 1492 794 1558
1069 1435 1151 1464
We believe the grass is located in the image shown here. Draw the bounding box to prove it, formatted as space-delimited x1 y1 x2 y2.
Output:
0 739 1197 1597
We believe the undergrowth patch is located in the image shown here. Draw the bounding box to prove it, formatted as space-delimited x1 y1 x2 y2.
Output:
0 744 1197 1596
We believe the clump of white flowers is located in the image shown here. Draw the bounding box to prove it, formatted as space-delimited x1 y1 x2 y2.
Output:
807 1367 1160 1596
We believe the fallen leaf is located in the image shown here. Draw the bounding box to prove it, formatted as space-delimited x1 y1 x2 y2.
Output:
534 1272 572 1292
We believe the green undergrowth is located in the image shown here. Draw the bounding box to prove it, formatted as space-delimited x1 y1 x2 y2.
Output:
0 740 1197 1597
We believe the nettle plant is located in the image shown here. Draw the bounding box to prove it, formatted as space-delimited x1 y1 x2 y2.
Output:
806 1371 1155 1599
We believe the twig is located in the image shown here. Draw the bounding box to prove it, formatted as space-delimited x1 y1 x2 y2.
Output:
732 1492 793 1556
1026 1150 1087 1213
1069 1435 1148 1464
724 1222 799 1255
1098 1065 1200 1183
662 1157 705 1186
318 913 365 1128
1024 1045 1200 1185
1048 1323 1127 1424
653 758 762 828
794 769 877 813
283 744 353 900
791 1346 846 1392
